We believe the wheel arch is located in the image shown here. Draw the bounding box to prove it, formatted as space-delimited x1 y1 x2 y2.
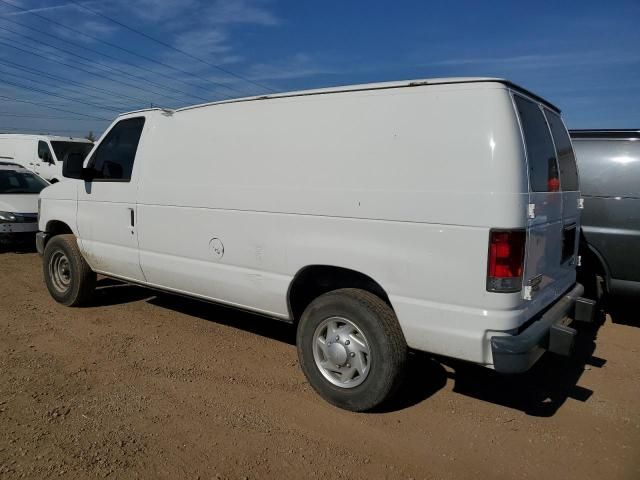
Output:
579 236 612 293
45 220 74 247
287 264 393 322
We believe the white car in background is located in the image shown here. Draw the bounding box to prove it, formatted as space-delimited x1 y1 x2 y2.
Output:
0 134 93 183
0 162 49 238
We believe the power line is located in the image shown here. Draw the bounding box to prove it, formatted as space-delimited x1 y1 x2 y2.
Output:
0 57 153 107
0 23 212 103
0 75 124 113
0 126 99 135
0 38 187 106
68 0 276 94
0 0 249 98
0 95 111 121
0 113 92 121
0 14 230 98
0 66 133 111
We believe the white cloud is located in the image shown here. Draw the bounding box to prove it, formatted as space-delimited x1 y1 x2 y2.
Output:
247 53 337 81
124 0 200 23
172 28 232 56
203 0 280 26
3 1 78 16
122 0 280 26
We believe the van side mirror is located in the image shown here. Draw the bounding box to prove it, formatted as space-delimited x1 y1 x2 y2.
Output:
63 152 91 180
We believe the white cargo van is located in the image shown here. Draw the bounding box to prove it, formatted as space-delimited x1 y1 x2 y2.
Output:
36 78 595 411
0 134 93 183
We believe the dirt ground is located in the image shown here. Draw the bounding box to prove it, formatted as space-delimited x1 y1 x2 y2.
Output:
1 244 639 479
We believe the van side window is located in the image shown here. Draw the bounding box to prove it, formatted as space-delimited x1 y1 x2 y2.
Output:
543 109 579 191
37 141 54 164
514 96 559 192
89 117 145 182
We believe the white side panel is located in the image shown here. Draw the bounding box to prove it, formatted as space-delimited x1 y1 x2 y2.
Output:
36 82 576 366
5 139 34 171
133 83 535 365
138 84 528 227
37 181 78 234
0 138 15 160
138 205 542 364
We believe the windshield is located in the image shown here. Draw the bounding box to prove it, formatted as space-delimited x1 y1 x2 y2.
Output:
50 141 93 163
0 168 49 194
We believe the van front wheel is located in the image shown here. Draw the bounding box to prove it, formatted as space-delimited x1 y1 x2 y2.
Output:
296 288 407 411
43 234 96 306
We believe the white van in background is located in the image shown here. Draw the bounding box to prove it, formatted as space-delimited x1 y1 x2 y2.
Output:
0 134 93 183
36 78 595 411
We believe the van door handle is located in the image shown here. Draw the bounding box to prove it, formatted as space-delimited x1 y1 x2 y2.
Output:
129 208 135 227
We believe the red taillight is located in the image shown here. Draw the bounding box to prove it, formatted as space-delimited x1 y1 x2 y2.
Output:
548 157 560 192
487 230 526 292
548 177 560 192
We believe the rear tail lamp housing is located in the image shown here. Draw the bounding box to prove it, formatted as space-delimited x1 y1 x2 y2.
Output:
487 229 526 293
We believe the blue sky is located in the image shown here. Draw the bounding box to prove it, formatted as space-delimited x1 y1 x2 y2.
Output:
0 0 638 137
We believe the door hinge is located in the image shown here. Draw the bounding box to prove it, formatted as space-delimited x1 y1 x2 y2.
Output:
578 198 584 209
523 275 542 300
527 203 536 219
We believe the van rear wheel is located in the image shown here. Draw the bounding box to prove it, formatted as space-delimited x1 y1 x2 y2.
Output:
296 288 407 411
43 234 96 306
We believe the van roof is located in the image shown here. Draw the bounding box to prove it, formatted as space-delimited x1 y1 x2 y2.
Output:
0 133 92 142
570 129 640 140
121 77 560 117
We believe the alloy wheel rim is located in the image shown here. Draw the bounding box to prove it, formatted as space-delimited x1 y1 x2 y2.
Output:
312 316 371 389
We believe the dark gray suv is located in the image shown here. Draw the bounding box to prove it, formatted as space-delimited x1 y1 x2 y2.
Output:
570 130 640 297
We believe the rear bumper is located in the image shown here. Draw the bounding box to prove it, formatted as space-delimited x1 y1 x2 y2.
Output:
35 231 48 255
490 283 595 373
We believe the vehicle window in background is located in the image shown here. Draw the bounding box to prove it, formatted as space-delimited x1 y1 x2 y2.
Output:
51 141 93 164
37 141 54 164
89 117 145 181
543 110 579 191
0 168 48 194
514 95 560 192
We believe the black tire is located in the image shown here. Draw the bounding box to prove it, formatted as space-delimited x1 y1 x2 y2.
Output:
296 288 407 412
577 253 605 302
43 234 96 306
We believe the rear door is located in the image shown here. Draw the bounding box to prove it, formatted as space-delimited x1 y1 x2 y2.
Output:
543 108 581 277
513 95 579 302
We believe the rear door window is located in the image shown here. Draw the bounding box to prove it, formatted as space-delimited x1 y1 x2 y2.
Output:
543 109 579 191
514 95 560 192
